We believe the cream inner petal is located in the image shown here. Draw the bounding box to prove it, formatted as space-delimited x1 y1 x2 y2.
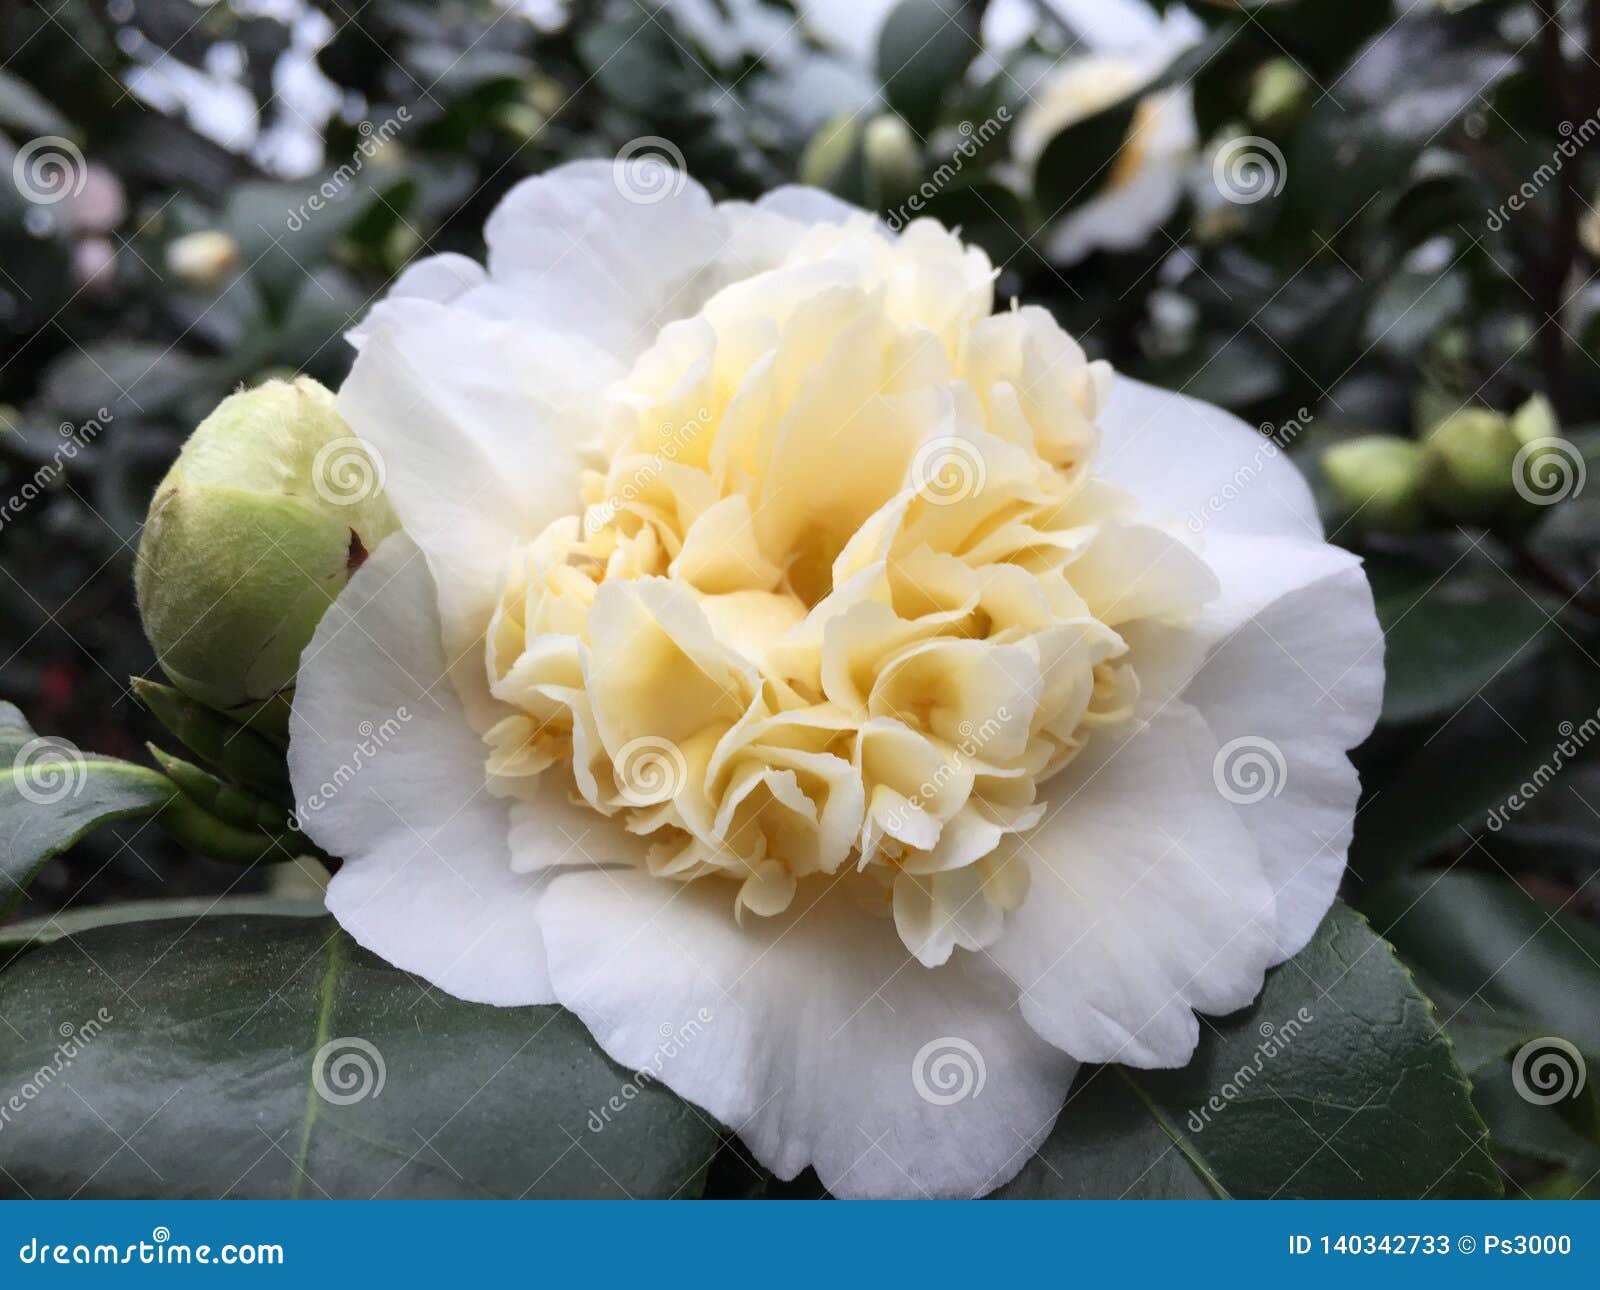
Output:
481 215 1217 965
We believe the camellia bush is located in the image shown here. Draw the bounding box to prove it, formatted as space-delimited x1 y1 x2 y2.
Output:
0 0 1596 1200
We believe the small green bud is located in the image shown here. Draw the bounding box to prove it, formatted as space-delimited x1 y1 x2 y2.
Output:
1507 393 1580 513
800 114 862 190
1323 435 1428 532
1510 392 1558 447
1248 59 1310 127
136 378 398 719
1421 406 1519 522
862 114 921 202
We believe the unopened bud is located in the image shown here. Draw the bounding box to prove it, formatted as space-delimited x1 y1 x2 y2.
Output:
800 114 862 190
1323 435 1427 532
135 378 398 718
863 114 920 200
1422 407 1519 522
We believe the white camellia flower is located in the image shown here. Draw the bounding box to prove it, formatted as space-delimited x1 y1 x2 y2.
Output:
289 160 1383 1199
1010 6 1203 264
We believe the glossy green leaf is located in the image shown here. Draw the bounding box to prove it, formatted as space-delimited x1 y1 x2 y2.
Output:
0 915 721 1199
0 703 173 916
877 0 982 135
997 901 1500 1198
1365 871 1600 1057
1369 560 1553 724
1290 11 1513 228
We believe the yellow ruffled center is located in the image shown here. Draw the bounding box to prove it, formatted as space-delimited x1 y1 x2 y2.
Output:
481 217 1214 964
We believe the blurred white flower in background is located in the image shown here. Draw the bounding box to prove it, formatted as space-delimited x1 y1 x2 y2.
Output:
798 0 1202 263
1009 4 1202 263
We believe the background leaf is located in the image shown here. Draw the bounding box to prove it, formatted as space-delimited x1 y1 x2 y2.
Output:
997 902 1500 1199
0 915 723 1199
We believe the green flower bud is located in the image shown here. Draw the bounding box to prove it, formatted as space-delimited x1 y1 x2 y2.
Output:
1323 435 1428 532
136 378 398 719
800 114 862 190
1248 59 1310 127
862 114 921 202
1421 406 1519 522
1510 392 1558 447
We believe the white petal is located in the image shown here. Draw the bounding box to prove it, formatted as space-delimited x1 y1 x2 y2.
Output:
289 534 556 1006
1127 534 1383 957
338 300 620 726
989 704 1278 1068
348 252 486 345
537 871 1076 1197
483 160 729 360
1098 375 1323 540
